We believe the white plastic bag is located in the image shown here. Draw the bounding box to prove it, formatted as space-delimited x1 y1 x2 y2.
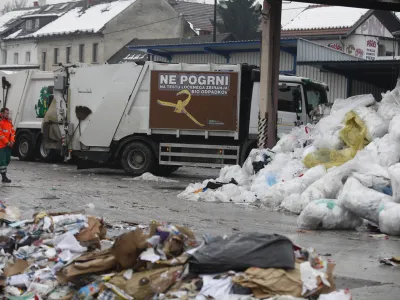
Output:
339 177 391 224
388 163 400 203
297 199 363 230
262 165 326 210
352 106 388 142
351 172 390 192
330 94 375 114
218 165 250 186
389 114 400 141
378 88 400 121
312 125 344 150
277 159 305 182
280 194 303 214
272 125 312 153
372 134 400 167
318 290 352 300
313 94 375 148
379 202 400 236
293 172 344 214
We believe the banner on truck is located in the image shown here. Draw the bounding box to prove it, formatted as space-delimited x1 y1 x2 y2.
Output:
150 71 238 131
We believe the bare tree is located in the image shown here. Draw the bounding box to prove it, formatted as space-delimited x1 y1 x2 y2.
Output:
1 0 27 15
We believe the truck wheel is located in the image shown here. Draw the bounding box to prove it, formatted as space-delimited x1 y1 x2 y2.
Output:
17 133 35 161
156 166 180 176
35 137 61 162
121 141 156 176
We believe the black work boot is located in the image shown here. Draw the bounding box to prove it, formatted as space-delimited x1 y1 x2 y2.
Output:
1 173 11 183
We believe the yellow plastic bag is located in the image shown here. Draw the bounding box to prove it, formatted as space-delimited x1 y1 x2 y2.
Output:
304 111 368 169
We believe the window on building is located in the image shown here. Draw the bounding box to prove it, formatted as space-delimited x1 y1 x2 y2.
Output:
25 51 31 63
378 44 386 56
66 46 71 63
41 52 46 70
1 50 7 65
35 19 40 29
44 5 54 12
59 3 68 9
79 44 85 62
54 48 59 64
92 43 98 63
26 20 33 30
13 53 19 64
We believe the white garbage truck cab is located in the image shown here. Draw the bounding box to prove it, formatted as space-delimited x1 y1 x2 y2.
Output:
43 62 328 175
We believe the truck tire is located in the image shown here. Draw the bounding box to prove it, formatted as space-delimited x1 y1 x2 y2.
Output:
35 137 62 162
16 132 36 161
156 165 180 177
121 141 156 176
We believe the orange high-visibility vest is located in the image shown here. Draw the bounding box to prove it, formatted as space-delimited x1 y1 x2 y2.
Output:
0 118 15 149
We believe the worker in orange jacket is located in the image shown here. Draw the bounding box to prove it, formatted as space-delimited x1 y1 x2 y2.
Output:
0 108 15 183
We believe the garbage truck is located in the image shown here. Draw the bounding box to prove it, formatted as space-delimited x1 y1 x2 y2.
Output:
43 62 329 175
0 69 60 162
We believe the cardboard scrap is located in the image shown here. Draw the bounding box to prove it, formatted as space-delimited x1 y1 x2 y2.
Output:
4 259 29 277
63 249 117 279
233 264 303 299
109 266 183 299
76 216 107 249
110 229 148 270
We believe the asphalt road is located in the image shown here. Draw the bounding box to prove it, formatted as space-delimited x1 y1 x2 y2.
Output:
1 159 400 299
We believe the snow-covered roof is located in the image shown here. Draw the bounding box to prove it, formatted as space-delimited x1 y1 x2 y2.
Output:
6 29 23 39
44 0 80 4
33 0 136 37
0 8 40 33
282 5 368 31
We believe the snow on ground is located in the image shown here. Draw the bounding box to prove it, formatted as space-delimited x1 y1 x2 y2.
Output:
122 172 179 183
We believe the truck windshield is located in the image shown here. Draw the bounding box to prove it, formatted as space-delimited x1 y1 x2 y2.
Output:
304 83 328 112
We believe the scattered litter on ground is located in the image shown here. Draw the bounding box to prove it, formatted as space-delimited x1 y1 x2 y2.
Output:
0 202 341 299
178 82 400 236
380 256 400 267
122 172 179 183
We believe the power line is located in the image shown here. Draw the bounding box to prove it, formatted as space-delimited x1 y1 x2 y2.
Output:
104 16 185 36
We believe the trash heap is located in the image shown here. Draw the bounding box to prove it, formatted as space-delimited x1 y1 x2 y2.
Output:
179 83 400 236
0 202 350 299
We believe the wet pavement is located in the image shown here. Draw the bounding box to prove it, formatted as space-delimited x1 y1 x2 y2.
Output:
1 159 400 299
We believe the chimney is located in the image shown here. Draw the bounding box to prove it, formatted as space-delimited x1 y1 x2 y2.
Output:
33 1 39 7
38 0 46 6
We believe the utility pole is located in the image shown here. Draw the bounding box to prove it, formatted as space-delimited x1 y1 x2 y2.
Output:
258 0 282 149
213 0 217 42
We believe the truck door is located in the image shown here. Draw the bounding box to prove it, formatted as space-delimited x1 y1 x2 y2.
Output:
277 83 307 134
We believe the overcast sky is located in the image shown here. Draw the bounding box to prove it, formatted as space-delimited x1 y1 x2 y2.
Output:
0 0 308 15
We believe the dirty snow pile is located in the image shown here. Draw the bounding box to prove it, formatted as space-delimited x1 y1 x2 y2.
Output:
122 172 178 183
179 82 400 236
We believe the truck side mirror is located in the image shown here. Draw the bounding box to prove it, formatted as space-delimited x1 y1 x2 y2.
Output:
293 89 301 113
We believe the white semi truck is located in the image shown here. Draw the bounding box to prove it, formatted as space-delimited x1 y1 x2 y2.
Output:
0 70 59 162
42 62 329 175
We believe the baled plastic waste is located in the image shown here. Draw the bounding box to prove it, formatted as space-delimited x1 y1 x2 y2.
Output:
339 177 392 224
297 199 363 230
379 202 400 236
178 85 400 235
